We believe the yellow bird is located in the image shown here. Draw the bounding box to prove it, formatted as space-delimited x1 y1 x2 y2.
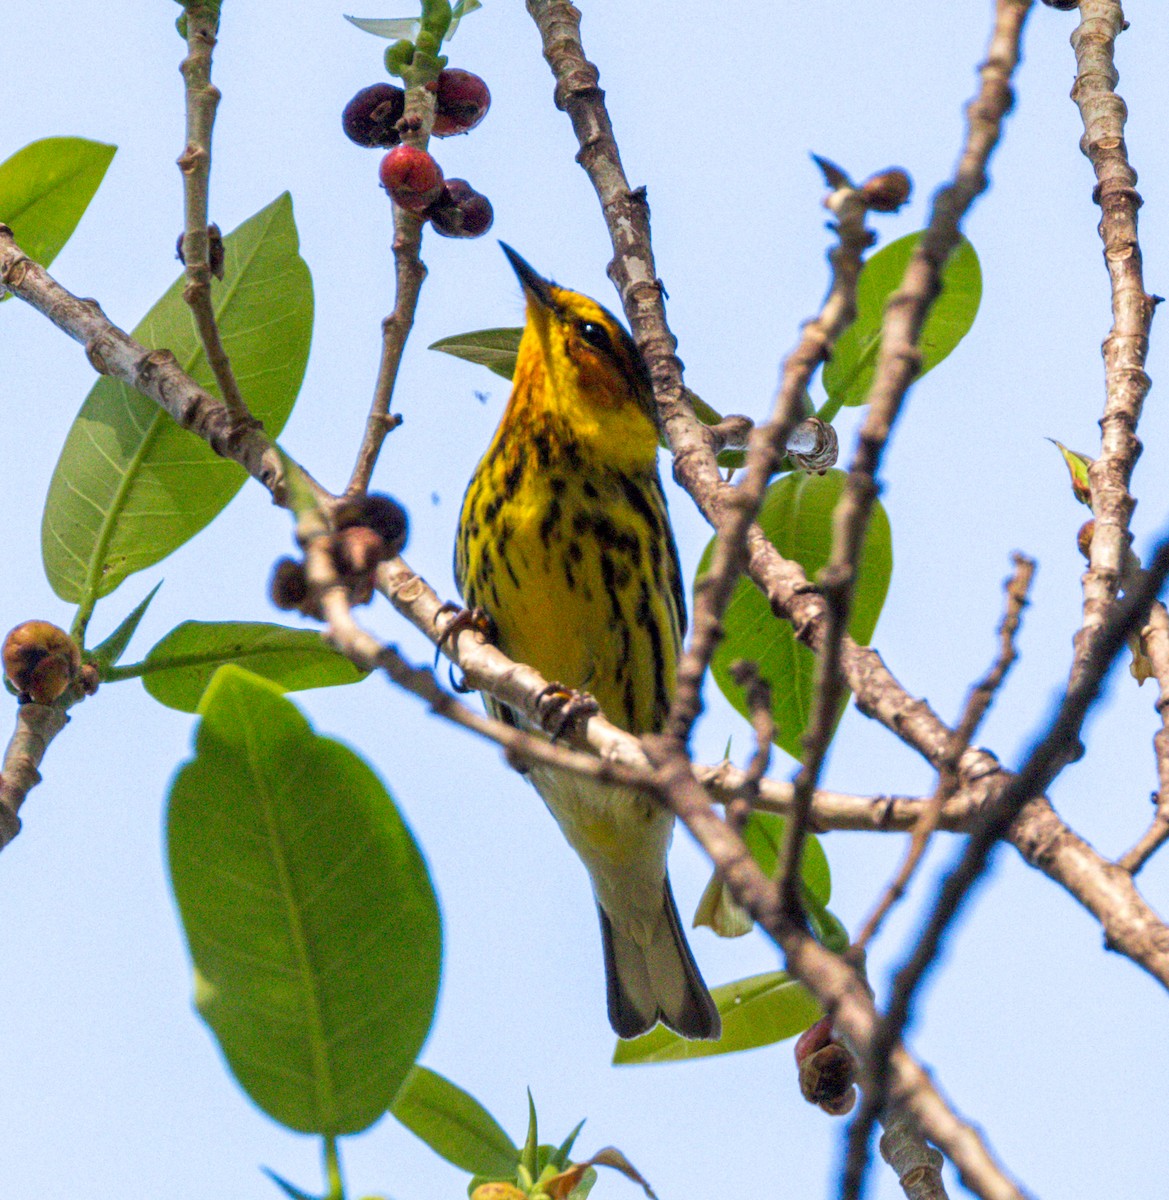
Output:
455 245 719 1040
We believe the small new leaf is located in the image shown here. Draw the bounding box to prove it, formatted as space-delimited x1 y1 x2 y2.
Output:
1049 438 1094 507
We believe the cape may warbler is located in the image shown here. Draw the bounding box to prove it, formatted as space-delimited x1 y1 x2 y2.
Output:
455 246 719 1040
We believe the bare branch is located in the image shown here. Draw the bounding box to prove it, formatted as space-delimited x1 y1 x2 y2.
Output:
0 703 69 851
177 6 250 421
347 207 423 495
0 228 332 508
1068 0 1158 681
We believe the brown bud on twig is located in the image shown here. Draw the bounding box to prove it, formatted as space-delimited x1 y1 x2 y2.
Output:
270 558 310 611
1041 0 1080 9
334 493 410 558
860 168 912 213
78 663 101 697
2 621 82 705
1078 519 1095 561
795 1015 858 1115
333 526 389 577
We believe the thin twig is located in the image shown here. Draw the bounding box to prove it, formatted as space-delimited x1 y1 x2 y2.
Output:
642 738 1029 1200
846 528 1169 1200
1068 0 1158 683
855 554 1034 952
726 660 773 826
177 5 250 421
347 207 422 494
0 704 69 851
347 82 435 494
1117 596 1169 872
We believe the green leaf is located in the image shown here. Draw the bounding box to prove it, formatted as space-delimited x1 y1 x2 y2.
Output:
1048 438 1093 507
693 812 830 938
430 327 522 380
0 137 116 269
41 193 313 607
263 1169 320 1200
700 469 892 760
392 1066 519 1177
551 1119 586 1171
167 667 441 1135
613 971 821 1064
139 621 367 712
822 232 981 409
88 582 161 669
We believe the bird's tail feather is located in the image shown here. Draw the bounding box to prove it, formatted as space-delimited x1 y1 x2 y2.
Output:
599 879 721 1041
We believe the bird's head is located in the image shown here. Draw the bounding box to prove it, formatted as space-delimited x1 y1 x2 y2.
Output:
502 244 660 466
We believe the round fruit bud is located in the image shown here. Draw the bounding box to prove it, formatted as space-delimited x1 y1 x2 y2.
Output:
2 621 81 705
379 144 444 213
343 83 406 148
333 526 389 577
1077 518 1095 561
270 557 309 611
794 1015 834 1066
335 493 410 558
798 1042 857 1110
470 1185 527 1200
427 179 494 239
1041 0 1079 9
861 168 912 213
432 69 491 137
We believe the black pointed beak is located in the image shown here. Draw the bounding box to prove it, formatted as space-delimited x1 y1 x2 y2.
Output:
500 242 556 310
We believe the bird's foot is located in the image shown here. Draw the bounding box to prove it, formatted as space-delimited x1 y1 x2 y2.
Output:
535 682 600 742
435 602 495 662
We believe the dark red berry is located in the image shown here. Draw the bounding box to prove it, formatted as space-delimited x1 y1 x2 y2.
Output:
427 179 494 239
379 144 444 212
343 83 406 148
432 69 491 137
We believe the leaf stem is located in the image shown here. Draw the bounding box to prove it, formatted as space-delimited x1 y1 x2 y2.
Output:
324 1135 345 1200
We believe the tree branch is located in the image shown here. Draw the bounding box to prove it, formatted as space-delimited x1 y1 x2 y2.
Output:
0 227 329 508
1068 0 1159 683
177 4 250 422
847 528 1169 1200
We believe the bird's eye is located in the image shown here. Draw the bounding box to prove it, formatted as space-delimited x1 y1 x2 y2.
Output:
578 321 610 351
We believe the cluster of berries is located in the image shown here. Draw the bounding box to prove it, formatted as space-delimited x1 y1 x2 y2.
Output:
271 493 409 616
343 70 493 238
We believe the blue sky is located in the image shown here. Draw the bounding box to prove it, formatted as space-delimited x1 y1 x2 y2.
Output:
3 3 1169 1198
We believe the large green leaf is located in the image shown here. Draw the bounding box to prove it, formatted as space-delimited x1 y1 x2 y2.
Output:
392 1066 519 1177
700 470 892 760
613 971 820 1065
0 137 116 269
41 193 313 606
430 327 522 380
140 621 367 712
821 232 981 409
167 666 441 1135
